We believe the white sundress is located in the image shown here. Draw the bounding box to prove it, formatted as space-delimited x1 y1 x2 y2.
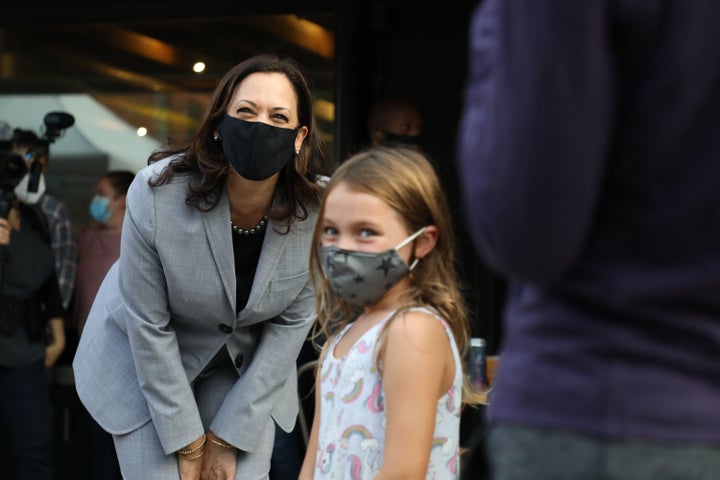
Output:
313 306 464 479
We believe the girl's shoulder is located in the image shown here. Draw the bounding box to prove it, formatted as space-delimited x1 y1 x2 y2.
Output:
395 305 446 325
384 306 451 348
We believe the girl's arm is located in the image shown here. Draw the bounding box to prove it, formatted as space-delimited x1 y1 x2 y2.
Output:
299 348 326 480
377 311 455 479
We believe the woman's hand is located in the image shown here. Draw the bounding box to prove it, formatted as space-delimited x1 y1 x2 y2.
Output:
45 318 66 367
178 453 204 480
201 431 238 480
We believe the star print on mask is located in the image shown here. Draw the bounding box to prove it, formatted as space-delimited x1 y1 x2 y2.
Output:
376 253 397 276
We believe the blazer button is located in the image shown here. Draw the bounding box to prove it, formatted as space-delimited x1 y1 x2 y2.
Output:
234 354 244 369
218 324 233 334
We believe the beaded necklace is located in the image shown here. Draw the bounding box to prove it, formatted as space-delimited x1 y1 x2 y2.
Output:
230 216 268 236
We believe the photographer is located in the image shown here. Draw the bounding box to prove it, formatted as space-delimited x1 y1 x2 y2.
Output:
1 150 66 480
11 128 77 310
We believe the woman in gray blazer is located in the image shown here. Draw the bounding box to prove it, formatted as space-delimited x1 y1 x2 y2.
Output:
73 54 330 480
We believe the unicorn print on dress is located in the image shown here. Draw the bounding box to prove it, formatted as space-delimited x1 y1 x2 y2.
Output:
312 309 463 479
360 437 382 472
347 454 363 480
365 379 384 413
318 443 336 474
446 447 461 476
444 386 457 412
342 425 381 479
355 339 371 354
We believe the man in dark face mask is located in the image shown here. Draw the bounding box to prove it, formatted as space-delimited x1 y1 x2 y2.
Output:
367 99 423 147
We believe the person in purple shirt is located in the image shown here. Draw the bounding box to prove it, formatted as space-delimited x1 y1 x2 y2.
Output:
457 1 720 479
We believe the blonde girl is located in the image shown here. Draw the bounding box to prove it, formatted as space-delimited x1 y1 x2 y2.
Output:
300 145 479 479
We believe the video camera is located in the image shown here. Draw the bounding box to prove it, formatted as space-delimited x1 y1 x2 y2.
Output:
41 111 75 144
0 111 74 218
0 112 75 204
0 152 27 219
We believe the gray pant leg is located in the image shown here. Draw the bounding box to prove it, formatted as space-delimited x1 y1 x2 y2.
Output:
488 424 720 480
113 420 177 480
488 424 604 480
607 440 720 480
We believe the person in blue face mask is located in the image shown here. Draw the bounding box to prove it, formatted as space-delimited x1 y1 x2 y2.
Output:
74 170 135 335
73 169 134 480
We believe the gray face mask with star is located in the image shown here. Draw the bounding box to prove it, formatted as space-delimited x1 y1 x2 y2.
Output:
319 227 426 307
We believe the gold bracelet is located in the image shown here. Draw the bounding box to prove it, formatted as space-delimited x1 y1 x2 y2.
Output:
178 434 206 456
208 436 234 449
181 450 205 460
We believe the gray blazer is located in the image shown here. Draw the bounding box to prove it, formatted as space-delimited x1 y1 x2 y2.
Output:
73 156 319 455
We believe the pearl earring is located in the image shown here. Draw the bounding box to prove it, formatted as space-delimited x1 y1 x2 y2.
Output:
295 149 300 155
213 134 220 142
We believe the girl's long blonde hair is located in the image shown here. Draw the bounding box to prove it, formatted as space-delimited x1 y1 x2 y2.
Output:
309 145 481 405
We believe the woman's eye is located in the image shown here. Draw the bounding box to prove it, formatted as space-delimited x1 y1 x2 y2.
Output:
271 113 289 123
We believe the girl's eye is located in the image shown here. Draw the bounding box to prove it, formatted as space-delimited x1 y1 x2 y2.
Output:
322 226 338 237
358 229 375 238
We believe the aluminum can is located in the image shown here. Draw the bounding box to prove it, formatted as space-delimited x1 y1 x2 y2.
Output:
468 337 487 389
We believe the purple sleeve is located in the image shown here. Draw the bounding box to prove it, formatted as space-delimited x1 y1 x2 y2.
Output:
457 0 614 284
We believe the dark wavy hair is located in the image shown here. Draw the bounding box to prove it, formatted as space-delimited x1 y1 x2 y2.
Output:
147 53 329 231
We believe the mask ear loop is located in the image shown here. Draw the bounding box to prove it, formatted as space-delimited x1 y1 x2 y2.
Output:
395 227 427 271
395 226 426 250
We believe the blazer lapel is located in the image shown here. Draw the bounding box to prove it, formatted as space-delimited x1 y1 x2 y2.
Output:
202 193 236 313
243 221 289 314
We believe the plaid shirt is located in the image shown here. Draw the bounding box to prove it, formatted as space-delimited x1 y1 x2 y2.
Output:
39 194 77 309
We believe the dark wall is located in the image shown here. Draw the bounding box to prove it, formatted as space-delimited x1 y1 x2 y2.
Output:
336 0 505 352
335 0 479 159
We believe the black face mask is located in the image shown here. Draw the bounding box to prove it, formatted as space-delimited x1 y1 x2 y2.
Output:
217 114 298 181
381 132 421 146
